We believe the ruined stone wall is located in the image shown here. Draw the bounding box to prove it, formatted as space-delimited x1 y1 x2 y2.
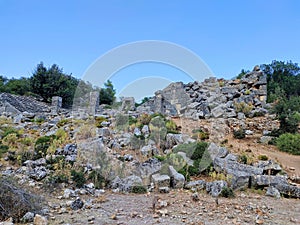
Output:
137 68 268 119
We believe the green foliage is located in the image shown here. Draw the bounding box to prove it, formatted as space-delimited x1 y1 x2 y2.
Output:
233 128 246 139
57 118 70 128
30 62 79 108
47 174 69 184
173 142 209 179
71 169 86 188
149 116 167 147
220 187 235 198
88 170 106 189
154 155 166 162
1 127 19 139
236 69 249 79
192 128 209 140
138 113 152 125
135 97 150 107
244 89 251 95
173 142 208 159
272 96 300 134
128 116 138 125
258 155 268 161
34 135 56 159
276 133 300 155
239 154 248 164
165 119 178 134
234 102 253 115
0 144 9 158
95 116 108 128
131 185 147 194
0 77 31 95
262 60 300 102
99 80 116 105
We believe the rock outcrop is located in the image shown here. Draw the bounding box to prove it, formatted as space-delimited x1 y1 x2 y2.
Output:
137 68 268 119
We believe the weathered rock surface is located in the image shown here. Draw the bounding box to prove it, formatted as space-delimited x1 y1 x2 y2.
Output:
168 165 185 189
206 180 227 197
111 175 143 193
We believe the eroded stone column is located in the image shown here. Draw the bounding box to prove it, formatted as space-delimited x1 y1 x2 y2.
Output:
51 96 62 114
89 91 99 115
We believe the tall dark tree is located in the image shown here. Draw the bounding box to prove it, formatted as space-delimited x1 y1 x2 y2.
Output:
30 62 79 107
4 77 30 95
99 80 116 105
261 60 300 102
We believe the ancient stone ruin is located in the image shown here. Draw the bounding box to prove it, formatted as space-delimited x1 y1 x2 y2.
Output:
0 93 50 116
51 96 62 115
137 68 267 119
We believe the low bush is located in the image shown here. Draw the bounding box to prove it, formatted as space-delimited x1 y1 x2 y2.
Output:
233 128 246 139
166 119 178 134
276 133 300 155
1 127 20 139
173 142 208 160
0 144 9 158
88 170 106 189
154 155 166 162
71 169 86 188
258 154 268 161
220 186 235 198
34 135 56 159
131 185 147 194
239 154 248 164
234 102 253 115
95 116 108 128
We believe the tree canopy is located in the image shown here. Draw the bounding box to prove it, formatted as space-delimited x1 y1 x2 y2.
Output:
30 62 79 107
99 80 116 105
1 62 116 108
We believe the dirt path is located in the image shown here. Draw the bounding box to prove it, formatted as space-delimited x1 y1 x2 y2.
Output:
50 190 300 225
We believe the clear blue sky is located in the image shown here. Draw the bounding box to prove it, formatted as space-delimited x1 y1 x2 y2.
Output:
1 0 299 100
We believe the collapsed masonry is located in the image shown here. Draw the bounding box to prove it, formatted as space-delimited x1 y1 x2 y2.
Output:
0 93 50 115
137 67 268 119
0 67 268 120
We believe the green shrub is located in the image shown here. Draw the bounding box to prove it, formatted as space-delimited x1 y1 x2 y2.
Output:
233 129 246 139
88 170 106 189
166 120 178 134
165 153 186 171
192 129 209 140
0 144 9 158
47 174 69 184
57 118 70 127
154 155 166 162
239 154 248 164
244 89 251 95
276 133 300 155
95 116 108 128
220 186 235 198
34 135 56 159
131 185 147 194
1 127 19 139
173 142 208 160
234 102 253 115
258 155 268 161
71 169 86 188
128 116 138 125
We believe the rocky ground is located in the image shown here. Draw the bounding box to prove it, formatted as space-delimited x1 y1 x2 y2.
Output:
38 189 300 225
